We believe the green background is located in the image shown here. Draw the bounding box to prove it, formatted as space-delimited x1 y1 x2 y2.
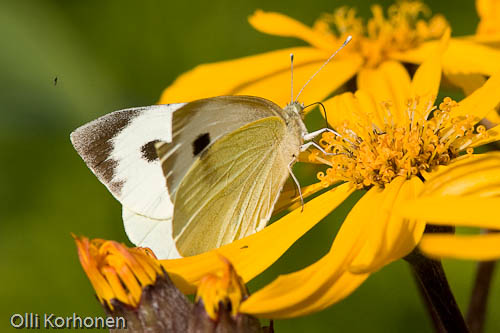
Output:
1 0 498 331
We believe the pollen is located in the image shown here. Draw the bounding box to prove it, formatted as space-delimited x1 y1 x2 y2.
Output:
314 96 489 189
319 1 448 67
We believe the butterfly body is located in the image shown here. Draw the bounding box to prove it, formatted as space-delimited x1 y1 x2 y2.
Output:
71 96 307 258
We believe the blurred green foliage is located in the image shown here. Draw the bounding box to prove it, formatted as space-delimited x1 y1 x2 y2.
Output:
1 0 498 332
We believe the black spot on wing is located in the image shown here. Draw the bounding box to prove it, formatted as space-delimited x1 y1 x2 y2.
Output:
141 140 160 162
192 133 210 156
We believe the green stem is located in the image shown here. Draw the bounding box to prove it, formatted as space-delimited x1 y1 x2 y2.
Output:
406 250 469 333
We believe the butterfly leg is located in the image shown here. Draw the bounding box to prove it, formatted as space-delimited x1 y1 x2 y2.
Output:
302 128 342 141
288 158 304 212
300 141 341 156
303 128 355 146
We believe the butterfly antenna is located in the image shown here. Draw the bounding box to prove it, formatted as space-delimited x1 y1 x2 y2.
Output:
290 53 294 104
295 35 352 102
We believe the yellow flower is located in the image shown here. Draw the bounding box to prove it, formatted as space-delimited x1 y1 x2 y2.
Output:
159 1 500 109
161 41 500 318
74 235 165 310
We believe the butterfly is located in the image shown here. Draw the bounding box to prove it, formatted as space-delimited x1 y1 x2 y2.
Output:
71 37 351 259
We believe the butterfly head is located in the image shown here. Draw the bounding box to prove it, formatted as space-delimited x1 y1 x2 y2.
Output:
284 101 305 118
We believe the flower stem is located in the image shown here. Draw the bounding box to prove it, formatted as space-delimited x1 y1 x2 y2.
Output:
405 249 469 333
466 259 496 333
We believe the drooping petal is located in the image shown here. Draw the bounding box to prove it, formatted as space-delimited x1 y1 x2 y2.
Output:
451 73 500 121
397 196 500 230
349 176 425 274
161 183 354 294
357 61 411 126
248 10 337 51
420 233 500 260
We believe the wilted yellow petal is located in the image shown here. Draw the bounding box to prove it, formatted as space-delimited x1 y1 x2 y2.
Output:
357 61 411 126
161 182 354 294
249 10 337 51
420 233 500 260
398 196 500 229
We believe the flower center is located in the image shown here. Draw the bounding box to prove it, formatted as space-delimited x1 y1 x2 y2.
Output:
311 97 489 189
318 1 448 67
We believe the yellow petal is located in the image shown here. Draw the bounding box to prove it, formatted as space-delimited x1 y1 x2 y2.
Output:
357 61 411 126
239 187 377 318
248 10 336 51
398 196 500 230
273 181 331 214
241 177 424 318
418 152 500 196
159 47 325 104
451 73 500 121
349 176 425 274
159 46 362 108
237 55 362 108
445 73 486 96
161 182 354 294
476 0 500 36
244 271 370 318
420 233 500 260
391 39 500 76
409 30 448 106
323 90 384 135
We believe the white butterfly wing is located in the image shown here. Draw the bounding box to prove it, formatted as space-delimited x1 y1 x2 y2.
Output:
156 96 285 199
122 208 181 259
71 96 285 259
172 116 293 257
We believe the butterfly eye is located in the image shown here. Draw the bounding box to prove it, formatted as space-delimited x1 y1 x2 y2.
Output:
140 140 160 162
192 133 211 156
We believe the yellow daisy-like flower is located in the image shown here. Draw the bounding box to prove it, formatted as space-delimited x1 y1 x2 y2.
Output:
159 1 500 109
161 39 500 318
